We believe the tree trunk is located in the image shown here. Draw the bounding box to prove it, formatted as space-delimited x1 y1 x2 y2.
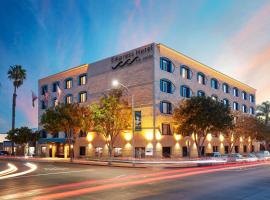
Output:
67 130 73 162
11 87 17 155
108 143 112 166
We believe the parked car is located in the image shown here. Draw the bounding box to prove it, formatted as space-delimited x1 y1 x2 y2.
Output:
246 153 258 162
226 153 243 162
206 152 222 158
256 151 270 160
0 150 9 156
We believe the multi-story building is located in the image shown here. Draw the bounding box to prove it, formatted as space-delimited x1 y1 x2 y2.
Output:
38 43 258 159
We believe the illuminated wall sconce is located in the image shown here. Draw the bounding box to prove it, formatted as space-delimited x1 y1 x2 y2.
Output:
175 143 180 149
49 144 52 149
71 144 74 149
145 131 153 141
231 135 234 142
248 136 251 143
124 132 132 142
240 136 243 143
219 134 224 142
174 134 181 141
207 133 212 142
156 142 162 149
88 143 92 149
156 132 162 141
146 142 153 149
87 132 94 142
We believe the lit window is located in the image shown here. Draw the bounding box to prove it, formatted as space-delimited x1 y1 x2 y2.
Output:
41 85 48 95
52 82 60 92
79 91 87 103
65 78 73 89
242 91 247 100
249 94 255 103
242 104 247 113
161 123 171 135
180 85 192 98
211 78 219 90
233 87 239 97
197 72 206 85
78 74 87 86
233 102 239 110
180 65 192 79
222 83 230 93
160 58 173 73
160 101 172 114
223 99 229 106
211 95 218 101
197 90 205 97
160 79 173 93
249 107 255 115
65 95 72 104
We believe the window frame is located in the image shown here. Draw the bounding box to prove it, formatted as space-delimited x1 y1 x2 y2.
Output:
160 57 174 73
161 123 172 135
180 85 192 98
211 78 219 90
242 91 247 100
180 65 192 80
78 74 87 86
233 87 239 97
197 72 206 85
78 91 87 103
160 101 172 114
65 94 73 104
160 79 174 94
233 102 239 111
65 78 73 89
197 90 205 97
222 83 230 94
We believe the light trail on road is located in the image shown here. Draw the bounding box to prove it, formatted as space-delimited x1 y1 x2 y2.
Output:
0 163 17 176
0 162 37 180
34 161 270 200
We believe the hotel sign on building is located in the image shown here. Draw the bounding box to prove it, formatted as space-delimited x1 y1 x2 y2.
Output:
38 42 258 159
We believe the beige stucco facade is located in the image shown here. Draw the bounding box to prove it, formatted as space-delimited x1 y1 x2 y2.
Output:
38 43 259 159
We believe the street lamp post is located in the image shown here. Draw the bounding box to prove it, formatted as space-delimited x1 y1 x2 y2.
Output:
112 80 135 166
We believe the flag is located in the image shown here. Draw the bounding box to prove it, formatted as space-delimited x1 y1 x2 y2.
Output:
31 91 38 107
56 85 62 101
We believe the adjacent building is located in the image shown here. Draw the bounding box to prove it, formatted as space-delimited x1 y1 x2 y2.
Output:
38 43 258 159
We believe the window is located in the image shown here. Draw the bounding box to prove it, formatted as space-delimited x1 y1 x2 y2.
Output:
233 87 239 97
78 91 87 103
180 85 192 98
244 145 247 153
225 146 229 154
242 91 247 100
52 97 58 107
65 78 73 89
249 94 255 103
233 102 239 111
242 104 247 113
95 147 103 157
160 57 173 73
180 65 192 79
52 82 60 92
114 148 122 157
65 94 73 104
79 130 87 137
161 123 171 135
160 79 173 93
211 95 218 101
249 107 255 115
223 99 229 106
41 100 46 109
41 85 48 95
40 130 47 138
197 90 205 97
78 74 87 86
211 78 219 89
235 146 239 153
160 101 172 114
213 146 218 152
222 83 230 93
197 72 206 85
79 146 86 156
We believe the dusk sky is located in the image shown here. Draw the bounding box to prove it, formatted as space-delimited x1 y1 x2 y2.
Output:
0 0 270 133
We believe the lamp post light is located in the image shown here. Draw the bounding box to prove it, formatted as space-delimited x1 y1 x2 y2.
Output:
112 80 135 166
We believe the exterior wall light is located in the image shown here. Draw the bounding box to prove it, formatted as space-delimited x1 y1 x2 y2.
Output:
87 132 94 142
145 131 153 141
240 137 243 143
124 132 132 142
174 134 181 141
219 134 224 142
155 131 162 141
207 133 212 142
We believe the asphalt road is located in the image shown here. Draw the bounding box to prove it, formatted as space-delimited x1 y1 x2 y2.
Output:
0 160 270 200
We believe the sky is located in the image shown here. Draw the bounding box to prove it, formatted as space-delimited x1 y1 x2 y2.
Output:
0 0 270 133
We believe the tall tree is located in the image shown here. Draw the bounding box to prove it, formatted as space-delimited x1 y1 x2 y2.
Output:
173 96 233 157
41 103 83 161
257 101 270 125
7 65 27 155
90 89 131 163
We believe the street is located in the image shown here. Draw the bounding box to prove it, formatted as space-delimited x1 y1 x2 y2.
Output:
0 160 270 199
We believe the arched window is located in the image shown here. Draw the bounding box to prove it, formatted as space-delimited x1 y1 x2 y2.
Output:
211 78 219 90
242 91 247 100
160 101 172 114
52 81 60 92
197 90 205 97
180 65 192 79
211 95 218 101
78 74 87 86
197 72 206 85
160 57 173 73
233 87 239 97
78 91 87 103
65 77 73 89
160 79 174 94
223 98 229 106
41 85 48 95
65 94 73 104
249 94 255 103
180 85 192 98
249 107 255 115
242 104 247 113
233 102 239 111
222 83 230 93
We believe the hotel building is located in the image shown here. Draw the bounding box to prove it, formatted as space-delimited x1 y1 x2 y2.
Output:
38 43 258 159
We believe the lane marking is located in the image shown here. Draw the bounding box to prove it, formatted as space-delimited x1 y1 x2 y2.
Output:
0 163 37 180
0 163 17 177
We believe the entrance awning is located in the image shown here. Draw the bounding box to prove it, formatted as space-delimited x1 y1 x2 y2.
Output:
38 138 67 144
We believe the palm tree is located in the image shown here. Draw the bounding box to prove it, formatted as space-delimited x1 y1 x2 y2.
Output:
7 65 27 155
257 101 270 125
